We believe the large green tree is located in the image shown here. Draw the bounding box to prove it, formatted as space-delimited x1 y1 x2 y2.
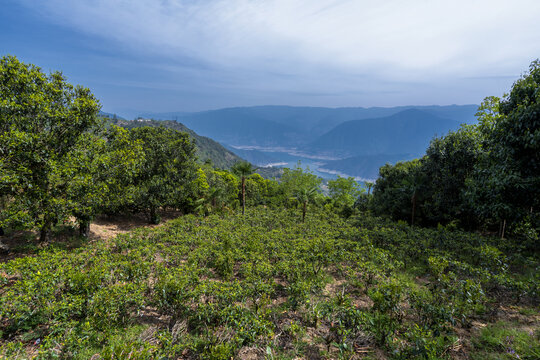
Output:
372 159 427 225
422 125 482 227
0 55 100 242
328 176 363 208
467 61 540 235
205 168 240 211
280 162 322 205
65 125 144 236
130 126 197 224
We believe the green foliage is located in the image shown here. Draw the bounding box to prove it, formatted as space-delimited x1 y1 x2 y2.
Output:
130 126 198 223
65 125 145 235
89 283 145 330
372 159 425 224
328 176 364 218
293 185 318 222
398 323 457 359
0 55 100 240
471 321 540 360
205 168 240 211
231 161 256 178
232 161 255 215
422 125 482 226
371 126 483 228
371 60 540 237
467 61 540 229
280 162 322 202
1 208 536 359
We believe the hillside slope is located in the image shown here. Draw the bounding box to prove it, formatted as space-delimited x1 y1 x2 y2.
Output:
1 208 536 359
109 118 243 169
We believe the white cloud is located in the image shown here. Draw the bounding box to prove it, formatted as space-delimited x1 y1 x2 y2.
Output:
25 1 540 74
19 0 540 110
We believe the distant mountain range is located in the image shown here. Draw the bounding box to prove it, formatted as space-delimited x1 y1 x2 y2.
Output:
140 104 477 147
129 104 479 179
304 109 460 158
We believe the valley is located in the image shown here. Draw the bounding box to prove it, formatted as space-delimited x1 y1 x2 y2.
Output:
142 105 478 179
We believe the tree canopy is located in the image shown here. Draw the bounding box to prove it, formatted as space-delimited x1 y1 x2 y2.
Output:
371 59 540 239
0 55 101 241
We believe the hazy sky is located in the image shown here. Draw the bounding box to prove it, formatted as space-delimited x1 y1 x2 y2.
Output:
2 0 539 118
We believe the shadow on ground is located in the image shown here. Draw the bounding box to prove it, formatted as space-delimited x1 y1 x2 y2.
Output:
0 210 183 263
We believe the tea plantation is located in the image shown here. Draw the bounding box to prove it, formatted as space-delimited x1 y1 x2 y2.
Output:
1 208 538 359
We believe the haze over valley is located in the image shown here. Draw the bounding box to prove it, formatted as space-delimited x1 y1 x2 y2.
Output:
138 104 478 179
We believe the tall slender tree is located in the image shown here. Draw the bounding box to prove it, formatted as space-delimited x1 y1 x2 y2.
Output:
293 186 318 222
232 161 255 215
364 181 374 196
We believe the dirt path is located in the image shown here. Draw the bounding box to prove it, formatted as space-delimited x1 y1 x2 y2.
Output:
89 211 182 240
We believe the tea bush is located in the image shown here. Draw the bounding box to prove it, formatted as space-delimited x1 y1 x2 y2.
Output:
0 208 537 359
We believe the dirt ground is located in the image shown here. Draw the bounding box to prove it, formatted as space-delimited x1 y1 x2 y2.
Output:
0 210 183 263
88 211 182 240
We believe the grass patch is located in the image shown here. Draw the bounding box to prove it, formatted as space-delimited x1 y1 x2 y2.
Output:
471 321 540 360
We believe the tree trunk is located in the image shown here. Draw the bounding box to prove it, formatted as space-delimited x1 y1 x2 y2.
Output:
302 201 307 222
40 220 51 243
411 191 417 226
501 219 507 239
79 220 90 238
0 226 7 253
242 176 246 216
149 206 160 224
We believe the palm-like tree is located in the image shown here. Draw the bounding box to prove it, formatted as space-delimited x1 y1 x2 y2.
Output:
232 161 255 215
364 181 374 196
294 186 318 222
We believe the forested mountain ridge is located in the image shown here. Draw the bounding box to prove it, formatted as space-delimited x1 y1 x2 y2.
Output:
98 110 124 120
109 118 243 169
108 118 283 178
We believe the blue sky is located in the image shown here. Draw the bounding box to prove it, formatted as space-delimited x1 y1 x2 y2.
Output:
2 0 539 119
